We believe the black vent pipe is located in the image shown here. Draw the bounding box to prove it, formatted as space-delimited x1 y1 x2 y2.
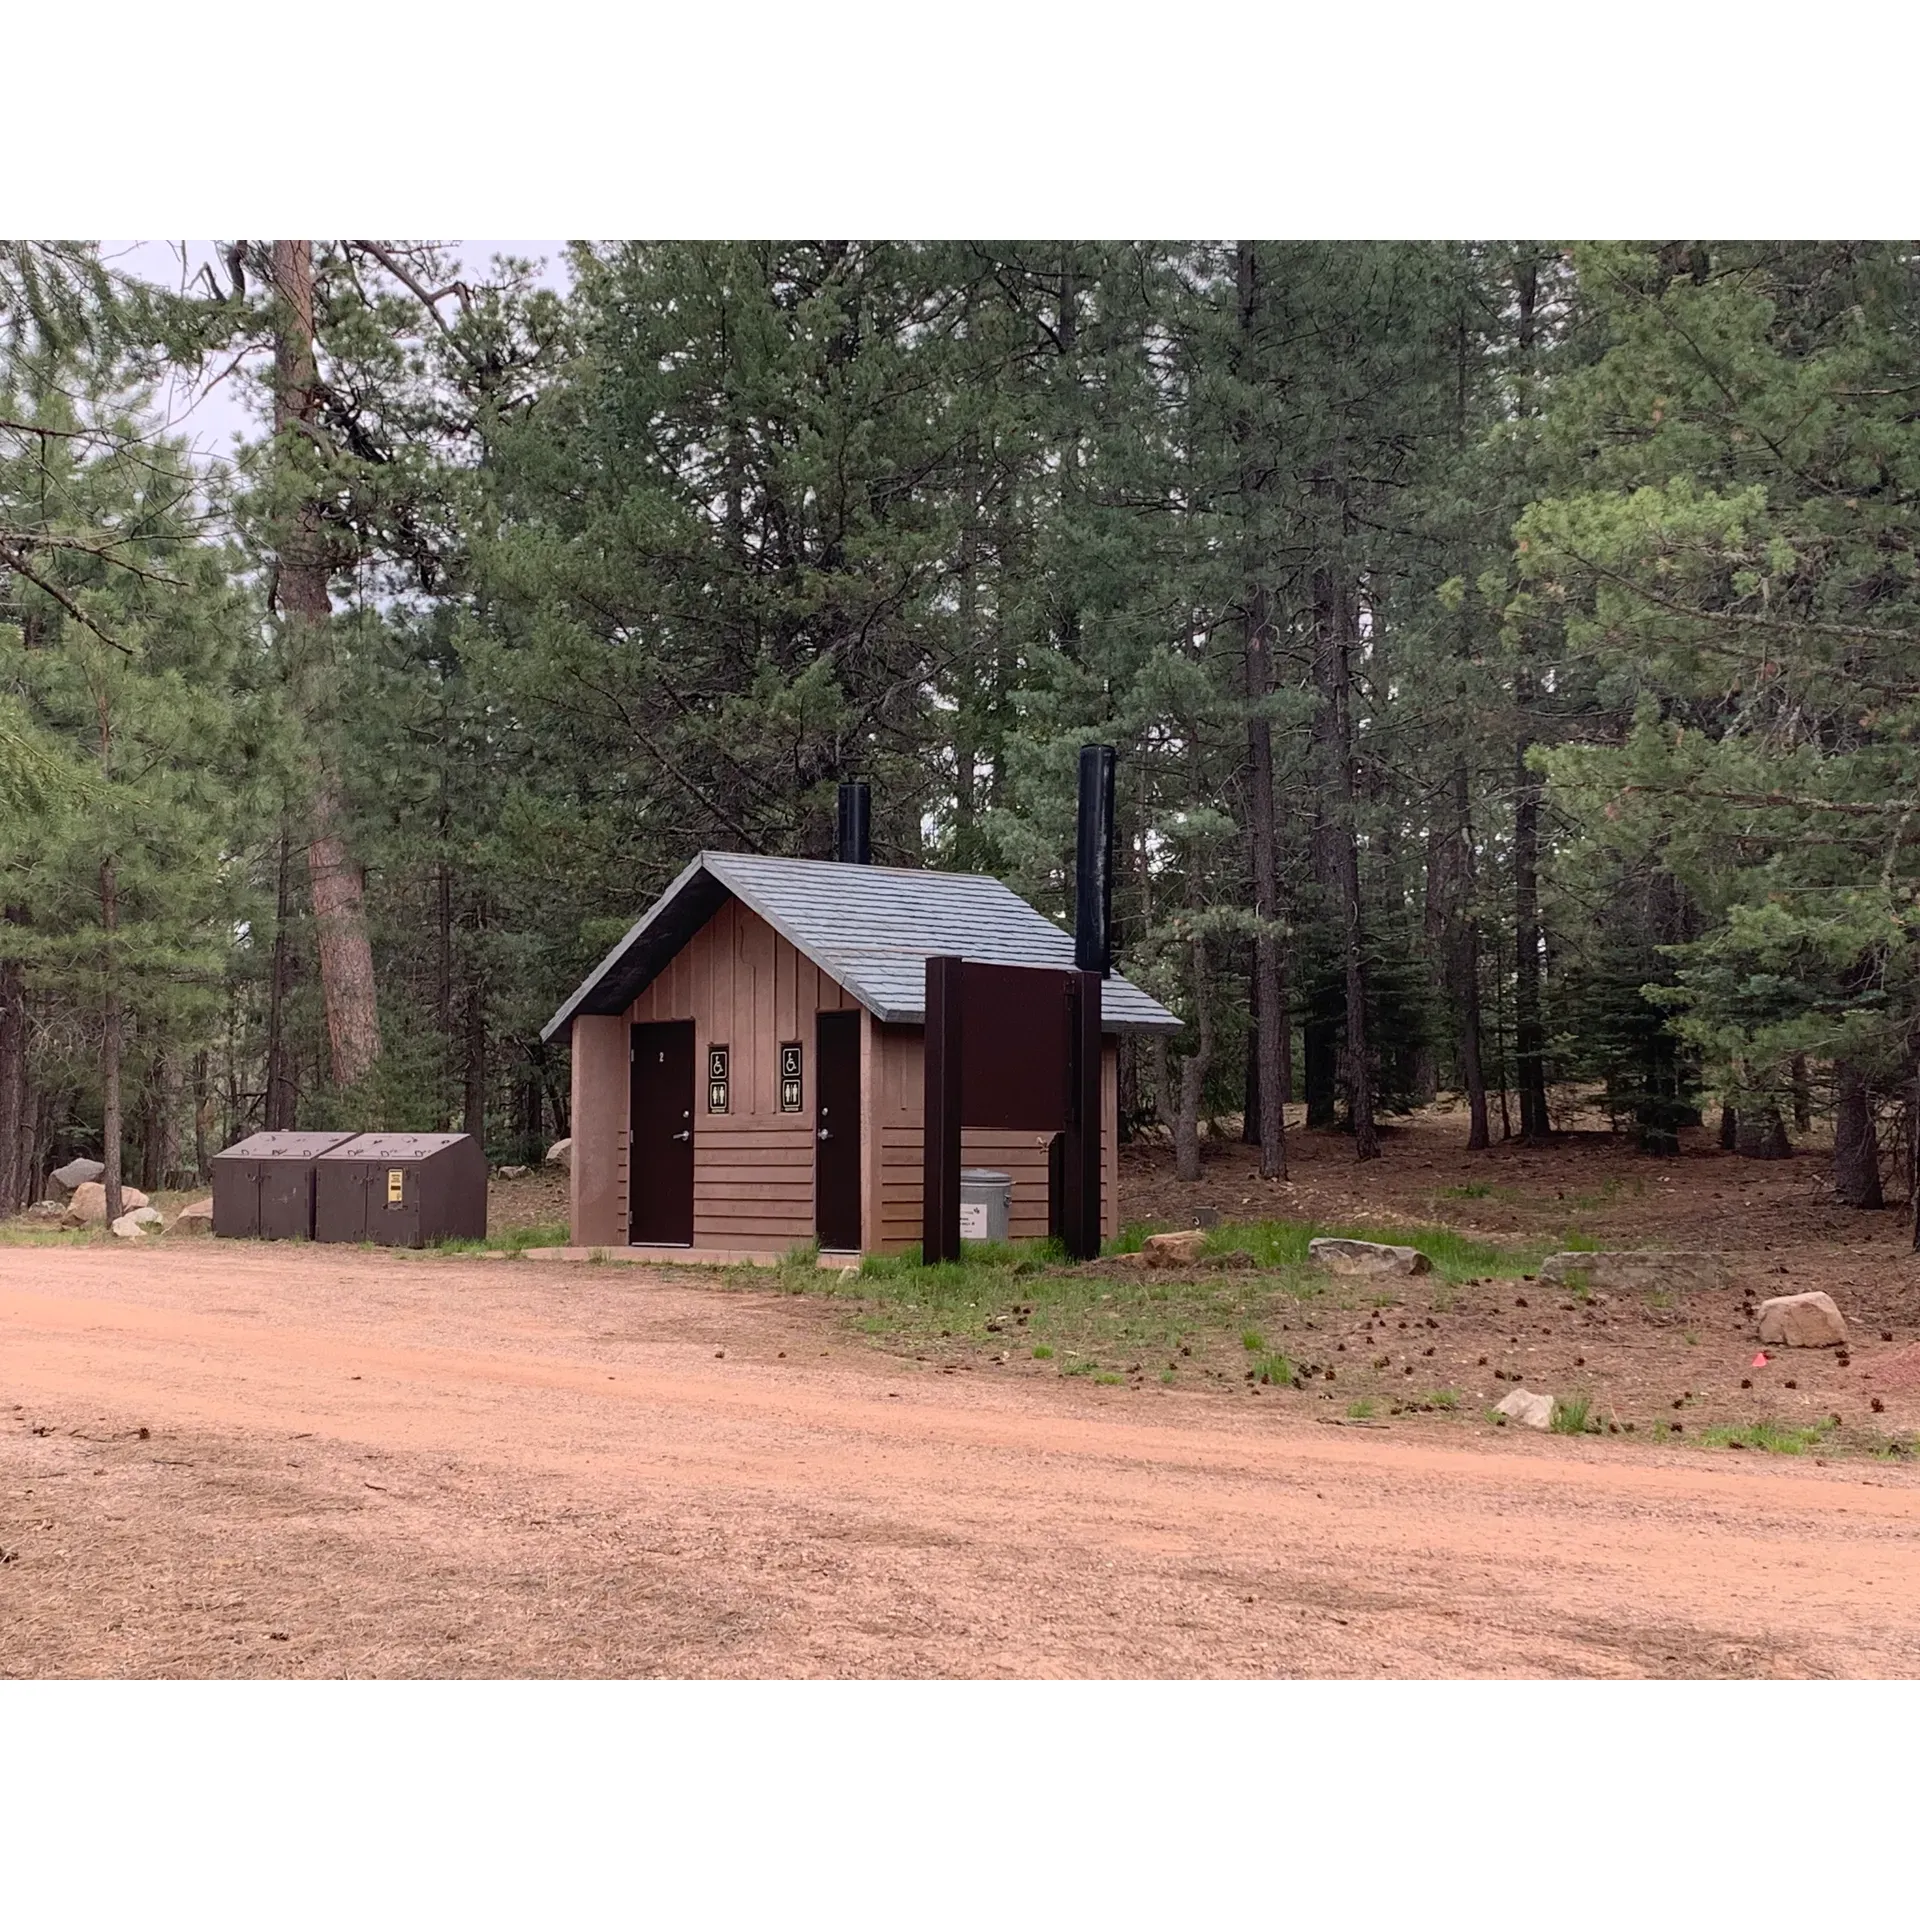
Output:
836 780 871 864
1074 744 1116 975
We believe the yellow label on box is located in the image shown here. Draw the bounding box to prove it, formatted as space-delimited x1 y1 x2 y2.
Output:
386 1168 404 1206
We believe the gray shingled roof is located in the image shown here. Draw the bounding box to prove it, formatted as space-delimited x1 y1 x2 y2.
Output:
541 852 1181 1041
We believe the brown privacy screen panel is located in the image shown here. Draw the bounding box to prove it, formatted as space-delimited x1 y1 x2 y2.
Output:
957 962 1071 1132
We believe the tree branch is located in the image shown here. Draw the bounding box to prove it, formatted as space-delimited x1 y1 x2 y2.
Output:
0 546 134 653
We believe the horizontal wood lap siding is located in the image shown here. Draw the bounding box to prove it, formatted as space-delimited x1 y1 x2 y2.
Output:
871 1022 1121 1252
624 896 856 1250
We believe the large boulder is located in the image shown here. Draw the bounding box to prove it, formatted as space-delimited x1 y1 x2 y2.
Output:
1539 1249 1725 1293
1756 1291 1849 1348
172 1197 214 1236
109 1207 163 1241
1308 1237 1432 1279
61 1180 151 1227
44 1157 104 1201
1495 1388 1555 1431
545 1137 573 1171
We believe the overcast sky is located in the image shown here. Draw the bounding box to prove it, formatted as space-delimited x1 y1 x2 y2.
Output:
107 240 572 468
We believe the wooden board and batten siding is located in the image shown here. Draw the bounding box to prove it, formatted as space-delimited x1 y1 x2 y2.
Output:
612 896 859 1252
869 1019 1118 1253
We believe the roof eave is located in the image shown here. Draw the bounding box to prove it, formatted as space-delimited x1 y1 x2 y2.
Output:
538 853 718 1043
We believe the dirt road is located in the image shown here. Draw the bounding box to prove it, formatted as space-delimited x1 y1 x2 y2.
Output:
3 1241 1917 1677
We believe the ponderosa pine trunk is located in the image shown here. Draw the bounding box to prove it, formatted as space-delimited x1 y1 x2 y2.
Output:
1245 584 1288 1180
1450 766 1491 1150
1736 1103 1791 1160
463 894 488 1143
1236 244 1288 1181
100 856 123 1223
1791 1054 1813 1133
1909 1040 1920 1252
1510 254 1551 1144
1173 935 1214 1183
1513 713 1551 1142
1412 819 1446 1106
269 239 381 1090
191 1047 211 1181
1243 943 1260 1147
264 828 296 1129
0 992 23 1212
1832 1063 1883 1208
0 929 25 1213
1313 566 1377 1159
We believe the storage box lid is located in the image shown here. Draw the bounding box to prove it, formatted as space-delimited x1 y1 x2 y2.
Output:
214 1131 361 1162
317 1132 473 1162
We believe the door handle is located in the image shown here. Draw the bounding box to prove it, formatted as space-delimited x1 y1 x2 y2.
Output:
672 1130 691 1143
817 1128 831 1141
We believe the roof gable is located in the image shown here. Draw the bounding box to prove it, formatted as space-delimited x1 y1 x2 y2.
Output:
541 852 1181 1040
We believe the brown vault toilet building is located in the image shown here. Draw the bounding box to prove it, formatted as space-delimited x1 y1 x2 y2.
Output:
541 853 1180 1260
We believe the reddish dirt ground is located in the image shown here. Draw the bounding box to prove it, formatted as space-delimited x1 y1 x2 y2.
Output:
5 1210 1920 1677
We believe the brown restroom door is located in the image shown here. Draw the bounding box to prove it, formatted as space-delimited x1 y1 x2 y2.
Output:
815 1010 862 1252
630 1021 695 1245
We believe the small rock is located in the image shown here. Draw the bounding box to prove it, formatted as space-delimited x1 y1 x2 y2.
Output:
1308 1237 1432 1279
23 1199 65 1221
1193 1207 1223 1229
545 1137 573 1170
1755 1291 1849 1349
493 1165 529 1181
1494 1387 1555 1431
1143 1229 1209 1268
172 1197 214 1236
109 1207 162 1240
44 1157 104 1200
62 1181 151 1227
1539 1250 1725 1293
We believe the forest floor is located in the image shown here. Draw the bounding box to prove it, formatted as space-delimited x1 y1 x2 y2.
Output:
4 1103 1920 1676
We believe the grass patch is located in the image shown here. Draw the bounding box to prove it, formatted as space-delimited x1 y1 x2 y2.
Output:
1346 1397 1379 1420
1550 1394 1595 1435
1698 1421 1827 1455
1200 1217 1550 1282
0 1224 99 1247
431 1222 569 1257
647 1212 1612 1397
1429 1388 1460 1410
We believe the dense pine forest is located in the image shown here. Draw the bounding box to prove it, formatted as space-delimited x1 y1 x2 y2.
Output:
4 239 1918 1223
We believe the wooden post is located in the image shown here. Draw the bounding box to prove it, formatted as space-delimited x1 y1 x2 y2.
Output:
922 955 964 1264
1062 969 1103 1259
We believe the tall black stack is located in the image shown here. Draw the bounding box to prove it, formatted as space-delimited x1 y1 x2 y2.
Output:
1063 742 1116 1259
1074 744 1116 975
837 780 871 865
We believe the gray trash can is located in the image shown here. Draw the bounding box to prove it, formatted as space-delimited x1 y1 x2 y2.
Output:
959 1169 1013 1243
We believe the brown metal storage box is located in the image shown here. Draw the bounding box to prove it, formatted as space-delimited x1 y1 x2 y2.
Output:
313 1133 487 1248
212 1132 363 1240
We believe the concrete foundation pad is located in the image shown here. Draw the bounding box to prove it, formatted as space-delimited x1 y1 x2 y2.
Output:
526 1244 862 1270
